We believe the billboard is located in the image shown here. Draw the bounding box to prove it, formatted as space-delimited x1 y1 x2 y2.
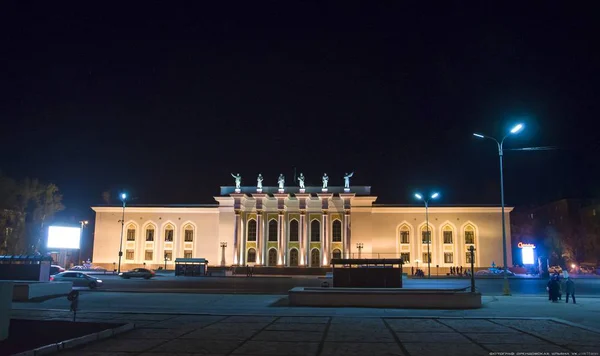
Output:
47 226 81 249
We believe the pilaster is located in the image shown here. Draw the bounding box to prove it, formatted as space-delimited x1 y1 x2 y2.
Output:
253 193 267 265
339 193 355 258
274 194 288 266
317 193 333 266
296 193 310 266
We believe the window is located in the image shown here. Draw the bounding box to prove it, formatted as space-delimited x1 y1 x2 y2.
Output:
400 229 409 244
289 220 299 242
247 248 256 263
126 250 134 260
289 249 299 266
400 253 410 263
145 250 153 260
127 228 135 241
422 252 431 263
164 251 172 261
165 226 174 242
311 249 320 267
443 230 453 244
466 251 475 264
332 249 341 260
184 227 194 242
444 252 454 263
332 220 342 242
145 228 154 241
247 219 257 241
268 248 277 266
421 228 431 244
310 220 320 242
465 227 475 244
268 220 278 241
184 250 192 259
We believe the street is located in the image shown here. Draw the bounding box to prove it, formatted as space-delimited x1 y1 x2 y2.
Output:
83 274 600 296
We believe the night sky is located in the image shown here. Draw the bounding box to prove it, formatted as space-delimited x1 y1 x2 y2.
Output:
2 2 600 225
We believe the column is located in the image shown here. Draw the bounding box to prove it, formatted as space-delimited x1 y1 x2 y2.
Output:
322 211 329 265
256 210 263 265
239 214 246 266
277 210 285 265
344 211 351 258
299 211 306 265
233 210 241 265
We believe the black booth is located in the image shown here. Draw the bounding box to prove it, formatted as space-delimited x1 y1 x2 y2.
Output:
0 255 53 281
330 258 404 288
174 258 208 276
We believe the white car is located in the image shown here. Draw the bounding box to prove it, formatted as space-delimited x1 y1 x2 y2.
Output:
50 271 103 289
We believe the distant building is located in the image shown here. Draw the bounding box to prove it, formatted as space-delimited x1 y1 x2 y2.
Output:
91 184 513 272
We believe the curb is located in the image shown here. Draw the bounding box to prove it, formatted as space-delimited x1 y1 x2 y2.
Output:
10 322 134 356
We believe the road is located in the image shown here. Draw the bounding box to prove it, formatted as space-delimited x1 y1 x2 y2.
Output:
84 275 600 296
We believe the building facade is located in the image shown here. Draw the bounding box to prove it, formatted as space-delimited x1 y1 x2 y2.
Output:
92 185 513 271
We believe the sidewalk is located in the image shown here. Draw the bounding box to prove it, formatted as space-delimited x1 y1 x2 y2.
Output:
10 310 600 356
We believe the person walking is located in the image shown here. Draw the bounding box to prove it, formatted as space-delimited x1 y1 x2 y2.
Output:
547 275 560 302
565 277 576 304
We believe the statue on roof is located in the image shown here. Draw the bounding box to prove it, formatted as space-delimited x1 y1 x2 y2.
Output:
322 173 329 189
298 173 305 189
231 173 241 189
257 174 263 190
277 174 285 190
343 172 354 189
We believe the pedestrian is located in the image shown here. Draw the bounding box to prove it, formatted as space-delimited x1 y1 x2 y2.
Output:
411 266 414 276
460 266 463 275
547 275 560 302
565 277 576 304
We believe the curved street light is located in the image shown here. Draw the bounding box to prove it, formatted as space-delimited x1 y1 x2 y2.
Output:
117 192 127 274
414 192 440 278
473 123 524 295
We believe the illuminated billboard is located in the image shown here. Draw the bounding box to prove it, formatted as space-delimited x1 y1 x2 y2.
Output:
518 242 536 265
47 226 81 249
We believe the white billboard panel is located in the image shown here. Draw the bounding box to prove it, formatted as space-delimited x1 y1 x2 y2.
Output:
47 226 81 249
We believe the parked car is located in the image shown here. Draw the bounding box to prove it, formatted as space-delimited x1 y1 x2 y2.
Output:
119 268 155 279
50 265 65 275
50 271 103 289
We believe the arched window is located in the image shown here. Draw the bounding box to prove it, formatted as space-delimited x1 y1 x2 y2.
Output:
310 249 320 267
332 220 342 242
465 225 475 244
184 225 194 242
310 220 320 242
164 224 174 242
289 220 299 242
421 225 431 244
332 249 341 260
145 226 155 242
247 219 257 242
247 248 256 263
289 249 299 266
443 225 453 244
126 224 136 241
399 225 410 244
268 248 277 266
268 220 278 242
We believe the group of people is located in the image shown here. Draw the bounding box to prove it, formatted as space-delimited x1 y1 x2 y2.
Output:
449 266 465 275
547 271 576 303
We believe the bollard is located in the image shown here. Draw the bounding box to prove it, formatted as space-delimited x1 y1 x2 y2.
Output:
67 290 80 322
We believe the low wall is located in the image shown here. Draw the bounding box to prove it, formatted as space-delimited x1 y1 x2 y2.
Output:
0 281 12 341
288 287 482 309
12 281 72 301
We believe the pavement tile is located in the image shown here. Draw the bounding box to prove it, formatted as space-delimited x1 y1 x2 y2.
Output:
330 317 384 325
395 332 469 343
59 352 134 356
232 341 319 355
494 319 600 346
138 354 226 356
402 342 488 356
169 315 228 323
485 343 570 353
118 327 190 339
275 317 329 324
221 316 277 323
114 314 179 321
385 319 455 333
81 337 170 352
437 319 517 333
566 345 600 353
325 324 395 343
252 330 322 342
181 328 257 340
320 342 404 356
203 322 268 331
146 321 213 329
266 323 327 332
150 338 244 353
465 332 547 344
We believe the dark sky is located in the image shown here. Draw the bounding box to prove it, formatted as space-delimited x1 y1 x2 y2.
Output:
2 2 600 223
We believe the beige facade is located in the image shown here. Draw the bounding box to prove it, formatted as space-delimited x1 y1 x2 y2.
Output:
91 186 512 270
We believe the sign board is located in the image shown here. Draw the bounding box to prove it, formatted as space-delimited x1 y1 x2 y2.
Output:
517 242 536 248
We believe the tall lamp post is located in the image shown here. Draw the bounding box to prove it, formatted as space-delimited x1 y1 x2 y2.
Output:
414 192 439 278
78 220 88 266
473 123 524 296
356 242 364 259
220 242 228 266
117 192 127 274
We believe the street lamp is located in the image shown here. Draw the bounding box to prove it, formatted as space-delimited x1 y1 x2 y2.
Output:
117 192 127 274
473 123 524 295
78 220 88 266
220 242 228 266
414 192 439 278
356 242 364 259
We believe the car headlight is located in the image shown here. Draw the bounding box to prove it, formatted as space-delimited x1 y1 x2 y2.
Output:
96 280 103 283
